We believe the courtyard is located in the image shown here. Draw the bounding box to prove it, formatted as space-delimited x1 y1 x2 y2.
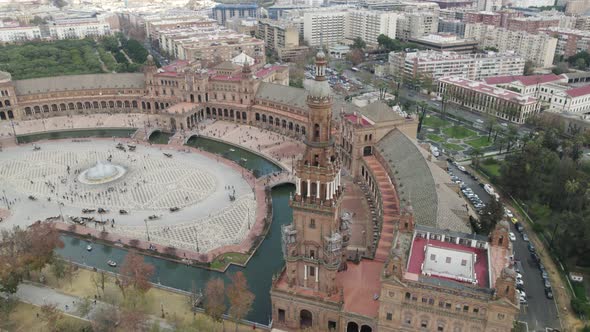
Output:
0 140 257 254
421 115 497 156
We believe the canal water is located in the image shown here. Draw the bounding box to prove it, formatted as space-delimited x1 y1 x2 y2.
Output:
148 131 173 144
56 136 291 324
16 128 136 144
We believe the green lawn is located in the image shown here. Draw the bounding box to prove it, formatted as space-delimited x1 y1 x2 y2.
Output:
210 252 249 271
443 143 464 152
466 136 493 148
423 116 451 129
442 126 476 139
572 281 587 301
480 162 501 177
426 134 444 142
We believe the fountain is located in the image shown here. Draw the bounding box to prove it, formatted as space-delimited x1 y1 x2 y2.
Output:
78 160 127 185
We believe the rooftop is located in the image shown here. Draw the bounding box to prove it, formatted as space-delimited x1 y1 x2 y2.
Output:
484 73 565 86
337 259 383 318
14 73 145 95
357 101 404 123
407 236 489 288
566 85 590 98
255 82 308 109
440 77 537 104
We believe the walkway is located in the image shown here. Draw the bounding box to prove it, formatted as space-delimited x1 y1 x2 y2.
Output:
11 282 172 330
362 156 400 262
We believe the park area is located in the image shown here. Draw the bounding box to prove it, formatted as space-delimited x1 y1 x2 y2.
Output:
0 34 149 80
421 115 497 156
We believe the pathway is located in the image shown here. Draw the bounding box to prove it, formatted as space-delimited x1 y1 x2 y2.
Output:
11 282 173 330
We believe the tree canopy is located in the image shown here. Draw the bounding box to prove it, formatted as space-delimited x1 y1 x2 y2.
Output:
567 51 590 70
377 34 422 53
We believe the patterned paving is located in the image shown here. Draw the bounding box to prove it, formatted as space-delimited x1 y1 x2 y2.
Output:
0 141 256 253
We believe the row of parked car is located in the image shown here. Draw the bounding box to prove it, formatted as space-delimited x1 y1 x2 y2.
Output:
447 165 487 213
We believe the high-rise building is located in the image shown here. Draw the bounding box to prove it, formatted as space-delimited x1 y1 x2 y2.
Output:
212 3 260 26
303 11 348 46
257 19 309 62
506 16 560 34
389 50 525 81
396 12 439 40
346 10 399 44
540 27 590 58
465 24 558 67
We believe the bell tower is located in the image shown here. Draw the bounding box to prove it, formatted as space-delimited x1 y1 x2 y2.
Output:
281 51 350 296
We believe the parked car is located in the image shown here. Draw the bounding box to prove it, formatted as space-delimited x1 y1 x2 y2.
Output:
509 232 516 241
528 243 535 252
504 208 514 218
511 217 519 224
542 270 549 279
523 234 529 242
531 252 540 264
458 165 466 172
515 223 524 233
545 288 554 299
544 280 551 289
516 278 524 286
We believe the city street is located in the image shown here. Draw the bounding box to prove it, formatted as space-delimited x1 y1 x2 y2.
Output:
447 163 561 331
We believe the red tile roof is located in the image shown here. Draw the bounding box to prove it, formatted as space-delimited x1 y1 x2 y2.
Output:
407 236 489 288
344 114 372 127
566 85 590 98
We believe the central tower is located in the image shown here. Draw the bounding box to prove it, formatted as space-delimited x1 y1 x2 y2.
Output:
281 50 349 297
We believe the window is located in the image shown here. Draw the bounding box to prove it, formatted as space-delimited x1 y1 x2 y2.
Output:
386 312 392 321
310 219 316 229
473 308 479 314
388 291 395 298
446 257 452 264
309 266 315 277
438 326 444 332
405 292 411 300
310 250 315 259
463 305 469 312
445 303 451 309
422 297 428 303
430 254 436 261
497 313 505 320
278 309 285 322
461 259 467 266
421 320 428 328
328 321 336 330
404 317 412 325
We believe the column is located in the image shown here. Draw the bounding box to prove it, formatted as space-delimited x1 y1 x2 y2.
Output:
307 180 311 197
304 265 308 280
316 181 320 199
332 180 336 197
325 182 330 200
296 177 301 196
315 268 319 282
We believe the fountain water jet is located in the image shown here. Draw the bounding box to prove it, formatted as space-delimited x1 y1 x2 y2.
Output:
78 160 126 185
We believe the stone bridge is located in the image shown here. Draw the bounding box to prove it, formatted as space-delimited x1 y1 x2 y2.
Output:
260 171 296 188
132 127 165 141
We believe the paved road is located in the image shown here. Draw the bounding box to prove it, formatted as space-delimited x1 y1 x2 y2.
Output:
11 283 172 330
446 162 560 331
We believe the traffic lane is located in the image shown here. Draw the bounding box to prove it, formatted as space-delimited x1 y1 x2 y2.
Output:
447 163 491 205
513 224 560 330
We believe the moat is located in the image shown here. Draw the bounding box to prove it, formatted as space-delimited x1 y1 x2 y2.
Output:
54 135 290 324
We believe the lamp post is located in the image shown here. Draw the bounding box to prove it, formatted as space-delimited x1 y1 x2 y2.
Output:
144 219 151 241
9 120 17 144
247 206 250 230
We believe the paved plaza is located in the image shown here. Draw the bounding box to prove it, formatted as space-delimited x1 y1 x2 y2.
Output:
0 140 256 254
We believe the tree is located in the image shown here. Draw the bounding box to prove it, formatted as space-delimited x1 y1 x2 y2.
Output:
523 60 535 75
351 37 366 50
416 101 428 133
470 147 483 170
119 308 146 332
227 272 254 332
204 278 226 322
118 251 155 298
346 49 364 66
51 259 66 285
91 306 119 332
40 303 60 332
552 62 569 75
484 116 497 141
477 199 504 234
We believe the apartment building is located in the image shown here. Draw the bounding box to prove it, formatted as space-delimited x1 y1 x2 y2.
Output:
157 26 265 63
257 19 309 61
438 19 466 37
144 16 217 41
48 22 112 39
506 16 560 34
409 33 478 53
465 24 558 67
212 3 260 26
504 0 554 7
303 10 348 46
464 11 502 26
396 12 439 40
438 76 540 123
346 9 399 44
566 0 590 15
390 50 525 81
0 26 41 43
540 27 590 58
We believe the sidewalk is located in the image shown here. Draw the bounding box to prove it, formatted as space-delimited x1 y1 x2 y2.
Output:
12 282 173 330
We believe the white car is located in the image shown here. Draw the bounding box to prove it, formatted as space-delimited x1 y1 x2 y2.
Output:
516 278 524 286
509 232 516 241
516 273 522 279
457 165 466 172
517 289 527 299
504 208 514 218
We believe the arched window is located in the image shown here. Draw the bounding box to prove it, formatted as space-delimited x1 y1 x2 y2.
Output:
68 103 75 110
109 101 115 108
25 107 32 115
93 101 99 109
314 124 320 139
124 101 130 108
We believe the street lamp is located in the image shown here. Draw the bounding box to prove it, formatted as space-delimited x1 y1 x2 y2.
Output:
144 219 151 241
9 120 17 144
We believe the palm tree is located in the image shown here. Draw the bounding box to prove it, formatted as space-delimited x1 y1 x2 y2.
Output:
470 147 483 170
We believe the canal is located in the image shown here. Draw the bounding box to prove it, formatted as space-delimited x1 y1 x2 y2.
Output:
148 131 173 144
16 128 136 144
56 136 290 324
